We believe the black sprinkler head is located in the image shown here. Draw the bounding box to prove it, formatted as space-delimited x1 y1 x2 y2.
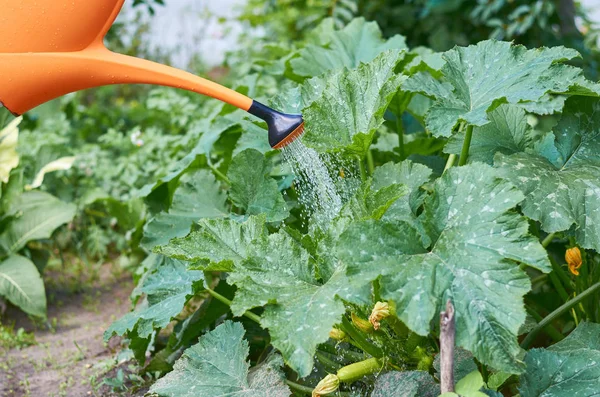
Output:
248 100 304 149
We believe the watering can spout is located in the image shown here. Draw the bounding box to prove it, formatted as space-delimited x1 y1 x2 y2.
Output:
0 46 253 115
0 0 304 149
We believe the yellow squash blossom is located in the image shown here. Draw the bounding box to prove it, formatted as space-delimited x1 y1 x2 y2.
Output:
566 247 582 276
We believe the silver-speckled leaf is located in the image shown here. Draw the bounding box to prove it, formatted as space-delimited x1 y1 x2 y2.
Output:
104 256 203 340
496 97 600 251
372 371 439 397
290 17 407 78
520 322 600 397
338 164 550 373
302 50 405 156
229 231 354 377
445 104 537 165
141 170 227 250
155 215 267 271
403 40 599 137
150 321 290 397
228 149 289 222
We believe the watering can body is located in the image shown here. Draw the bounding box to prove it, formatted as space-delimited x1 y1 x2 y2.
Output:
0 0 304 149
0 0 252 115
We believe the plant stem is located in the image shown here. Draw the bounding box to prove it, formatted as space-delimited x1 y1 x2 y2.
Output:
541 232 556 248
521 281 600 348
525 305 564 343
205 288 261 324
340 316 383 358
550 257 574 293
444 154 457 171
396 115 405 159
318 344 365 363
337 357 385 383
285 380 314 395
208 163 231 185
357 156 367 182
548 271 570 304
366 150 375 175
316 351 342 371
458 124 473 166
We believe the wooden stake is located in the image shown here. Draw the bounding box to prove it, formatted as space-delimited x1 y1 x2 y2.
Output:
440 300 455 393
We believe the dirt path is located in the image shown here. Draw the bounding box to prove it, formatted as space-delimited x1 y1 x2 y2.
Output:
0 261 146 397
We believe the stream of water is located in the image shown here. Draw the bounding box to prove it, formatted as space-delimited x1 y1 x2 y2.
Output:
281 139 344 229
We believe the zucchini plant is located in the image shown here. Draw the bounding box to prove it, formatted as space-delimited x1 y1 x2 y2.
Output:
103 18 600 396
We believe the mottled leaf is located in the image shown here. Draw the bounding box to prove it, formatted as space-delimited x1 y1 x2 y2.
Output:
142 170 227 249
290 18 407 78
302 50 405 155
228 149 288 222
150 321 290 397
446 104 536 164
338 164 551 373
520 322 600 397
372 371 439 397
403 40 599 137
496 97 600 251
229 230 352 377
104 256 203 340
156 216 267 271
371 160 433 245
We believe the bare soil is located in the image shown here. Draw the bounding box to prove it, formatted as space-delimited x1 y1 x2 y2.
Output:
0 260 148 397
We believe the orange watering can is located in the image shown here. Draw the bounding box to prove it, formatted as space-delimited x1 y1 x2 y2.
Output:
0 0 304 148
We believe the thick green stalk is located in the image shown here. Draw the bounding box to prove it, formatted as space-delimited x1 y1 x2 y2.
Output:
357 156 367 182
340 316 383 358
396 115 405 159
548 271 570 304
316 351 342 371
458 124 474 166
550 256 574 293
208 163 231 185
285 380 314 395
444 154 457 171
205 288 261 324
521 281 600 348
525 305 564 343
318 344 365 363
366 150 375 175
337 357 384 383
541 232 556 248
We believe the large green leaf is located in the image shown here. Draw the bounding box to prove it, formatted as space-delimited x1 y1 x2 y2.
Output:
337 164 551 373
227 149 288 222
445 104 536 164
141 170 227 250
149 321 290 397
372 371 439 397
371 160 433 245
302 50 405 155
519 322 600 397
160 214 352 377
228 230 351 377
403 40 599 137
0 117 20 184
104 256 203 341
0 191 76 255
155 216 267 271
290 17 407 78
495 97 600 251
0 255 46 318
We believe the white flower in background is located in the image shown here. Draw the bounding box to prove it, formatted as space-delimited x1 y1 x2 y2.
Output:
130 130 144 147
